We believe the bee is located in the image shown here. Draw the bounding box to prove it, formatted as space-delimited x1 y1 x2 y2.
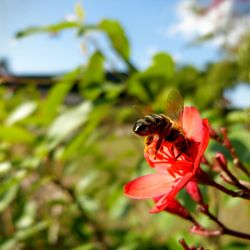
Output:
133 89 189 158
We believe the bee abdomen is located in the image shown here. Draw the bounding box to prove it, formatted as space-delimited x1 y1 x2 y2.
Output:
144 114 164 125
165 127 181 142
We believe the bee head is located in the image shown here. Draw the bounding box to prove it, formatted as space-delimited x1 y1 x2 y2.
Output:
133 120 150 136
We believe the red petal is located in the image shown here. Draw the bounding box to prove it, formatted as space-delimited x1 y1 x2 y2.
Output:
150 173 193 213
183 107 203 142
193 119 210 172
124 173 177 199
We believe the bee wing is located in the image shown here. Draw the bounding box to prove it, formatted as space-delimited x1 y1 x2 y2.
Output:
133 104 153 117
165 89 184 127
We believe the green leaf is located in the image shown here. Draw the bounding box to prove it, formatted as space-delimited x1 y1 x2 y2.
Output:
0 126 35 143
75 172 98 195
223 241 250 250
75 3 85 22
127 77 151 102
99 19 130 60
47 101 92 145
226 110 250 124
15 21 80 38
15 221 49 240
141 52 175 79
16 201 37 229
0 162 11 176
190 32 215 46
0 184 18 212
81 52 105 87
0 239 17 250
0 221 49 250
6 101 37 125
62 118 98 159
70 243 97 250
62 104 108 159
40 69 79 124
0 170 27 195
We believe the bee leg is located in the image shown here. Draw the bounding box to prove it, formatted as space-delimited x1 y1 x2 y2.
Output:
154 137 163 159
175 151 183 160
145 135 154 146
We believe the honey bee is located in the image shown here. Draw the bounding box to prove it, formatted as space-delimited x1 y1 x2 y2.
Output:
133 89 189 158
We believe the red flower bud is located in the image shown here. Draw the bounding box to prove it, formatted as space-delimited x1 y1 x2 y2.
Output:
185 180 204 204
215 152 227 167
152 197 193 221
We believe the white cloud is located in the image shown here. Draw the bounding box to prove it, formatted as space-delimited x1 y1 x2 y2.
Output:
168 0 250 47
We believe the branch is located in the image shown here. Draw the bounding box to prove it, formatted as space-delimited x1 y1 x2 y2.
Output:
195 170 250 199
210 127 250 177
215 154 250 192
179 238 204 250
198 205 250 240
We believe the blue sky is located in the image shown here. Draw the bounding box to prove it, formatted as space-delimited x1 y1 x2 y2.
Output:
0 0 220 74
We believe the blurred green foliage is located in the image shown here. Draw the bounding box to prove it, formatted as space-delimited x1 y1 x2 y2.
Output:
0 3 249 250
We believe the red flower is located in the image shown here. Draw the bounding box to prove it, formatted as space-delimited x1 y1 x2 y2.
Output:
124 107 210 213
154 197 195 222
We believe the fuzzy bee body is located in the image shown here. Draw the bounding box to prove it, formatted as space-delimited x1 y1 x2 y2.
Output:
132 90 189 157
133 114 171 137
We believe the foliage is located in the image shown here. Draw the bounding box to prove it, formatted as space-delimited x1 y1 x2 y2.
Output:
0 3 249 250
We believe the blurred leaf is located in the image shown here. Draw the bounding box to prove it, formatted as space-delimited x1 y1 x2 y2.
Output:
75 172 98 194
47 101 92 145
16 201 37 229
0 221 50 250
15 221 49 240
0 171 26 195
226 110 250 124
191 32 215 46
0 239 17 250
78 196 99 214
229 128 250 162
237 34 250 82
0 184 18 212
40 69 79 124
99 19 130 60
6 101 37 125
71 243 97 250
109 193 128 219
15 21 80 38
141 52 175 80
127 77 151 102
75 3 85 23
103 83 125 99
127 53 175 103
48 220 60 244
223 241 250 250
81 52 105 88
0 162 11 176
62 104 107 159
0 126 35 143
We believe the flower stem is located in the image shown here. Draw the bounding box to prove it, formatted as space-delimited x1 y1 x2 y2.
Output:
179 238 204 250
199 205 250 240
195 169 250 199
211 127 250 177
215 155 250 192
209 180 250 199
178 238 190 250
